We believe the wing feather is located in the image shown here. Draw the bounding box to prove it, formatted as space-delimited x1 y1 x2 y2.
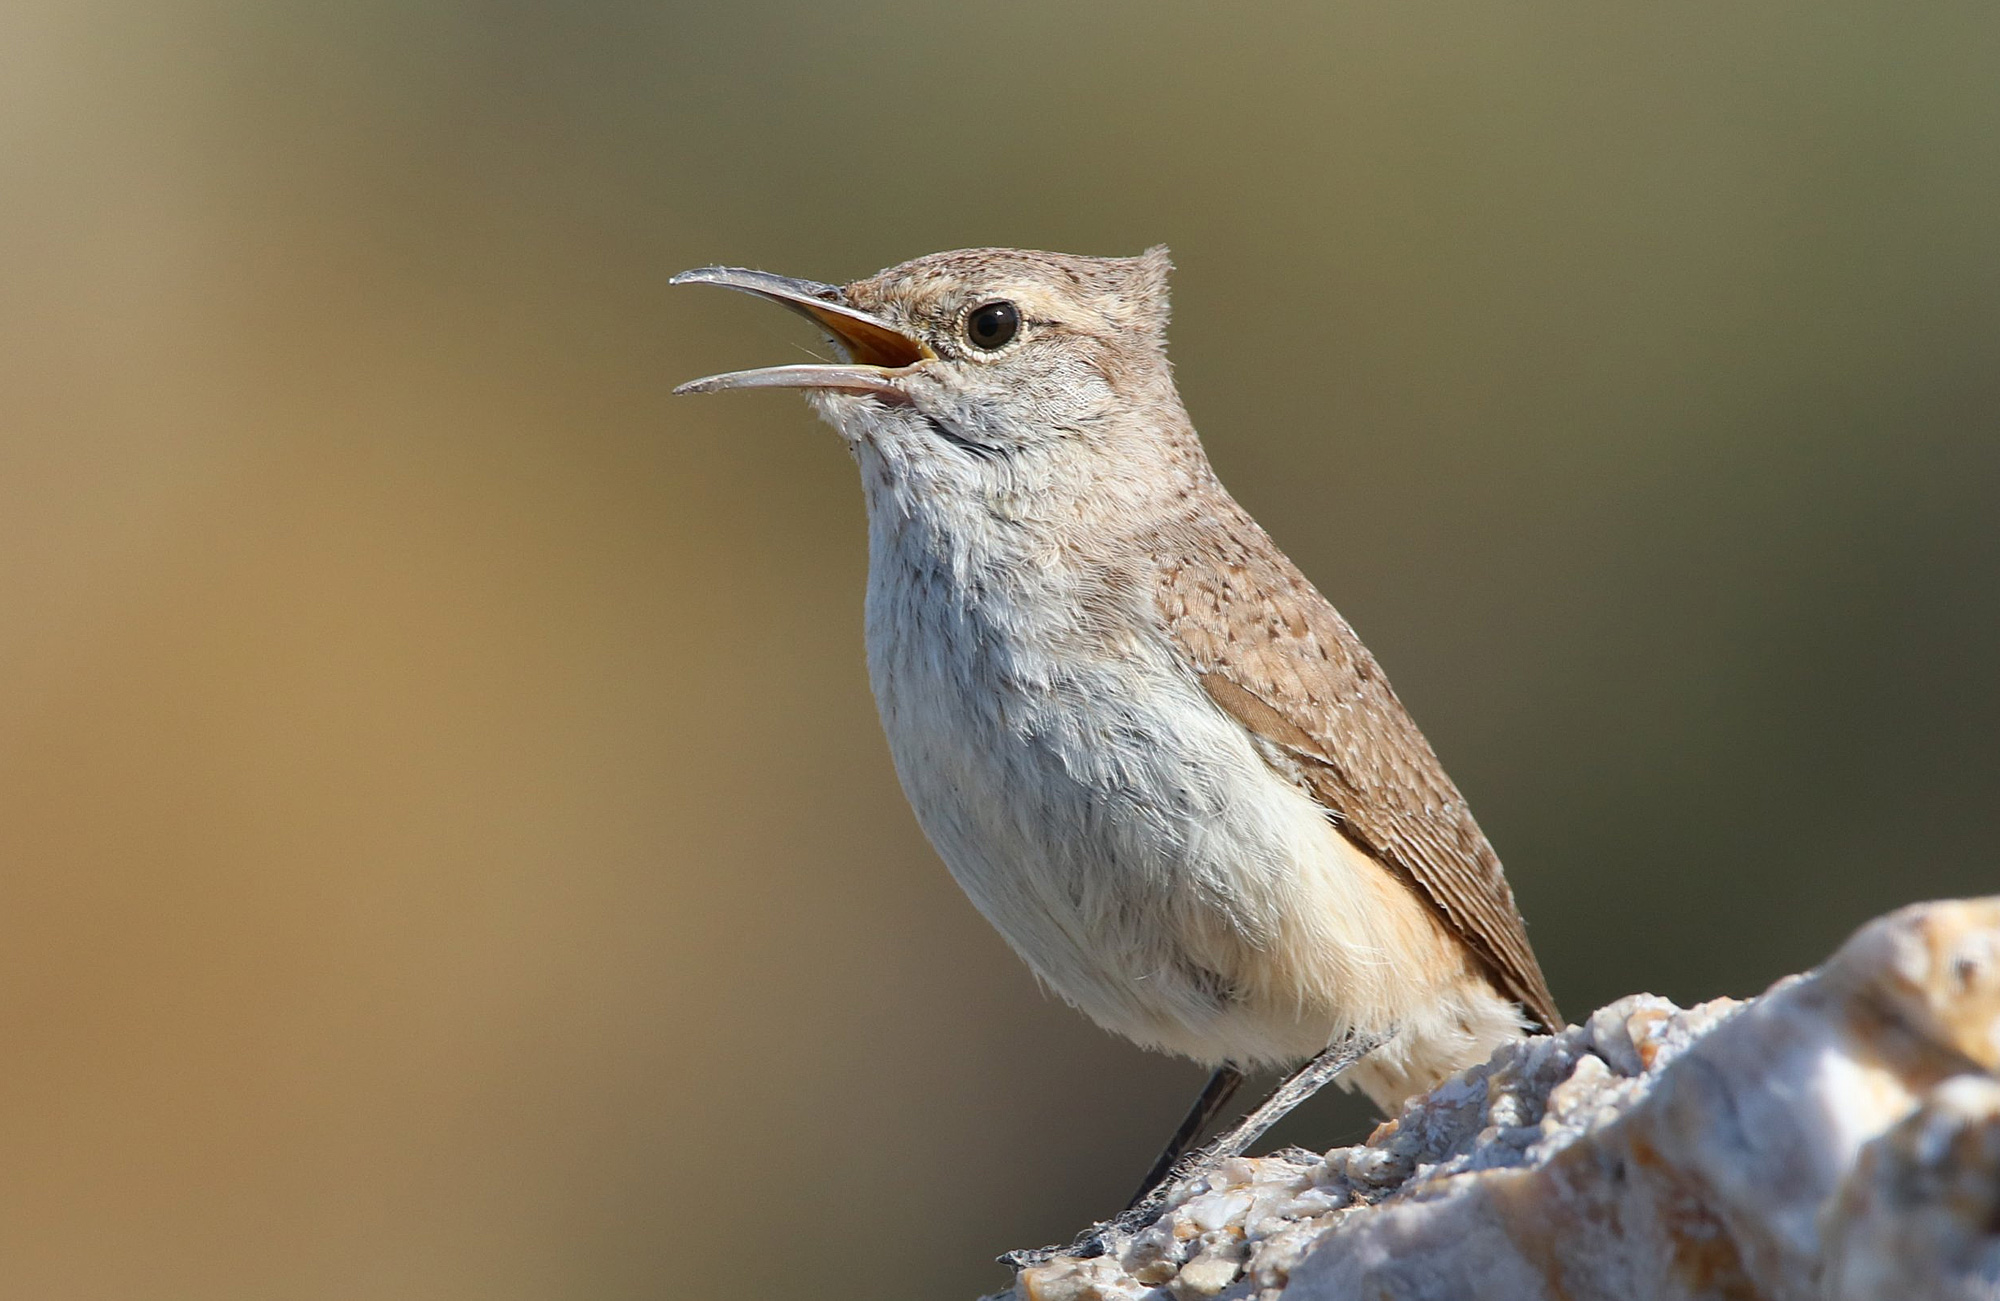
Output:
1150 510 1562 1031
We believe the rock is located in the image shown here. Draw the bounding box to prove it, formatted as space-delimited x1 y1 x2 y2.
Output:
995 897 2000 1301
1821 1075 2000 1301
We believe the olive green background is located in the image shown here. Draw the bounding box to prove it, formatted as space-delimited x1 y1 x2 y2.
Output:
3 3 1995 1297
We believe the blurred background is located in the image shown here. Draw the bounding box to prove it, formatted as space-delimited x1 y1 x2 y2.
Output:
2 2 1996 1297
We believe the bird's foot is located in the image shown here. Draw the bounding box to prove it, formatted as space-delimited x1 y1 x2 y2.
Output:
996 1155 1204 1268
997 1027 1394 1271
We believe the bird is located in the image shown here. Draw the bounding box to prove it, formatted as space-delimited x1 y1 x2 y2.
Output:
672 246 1560 1247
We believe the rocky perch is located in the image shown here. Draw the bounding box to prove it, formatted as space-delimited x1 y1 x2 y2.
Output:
997 897 2000 1301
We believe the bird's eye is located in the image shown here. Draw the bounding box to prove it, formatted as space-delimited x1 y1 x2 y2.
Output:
965 301 1019 351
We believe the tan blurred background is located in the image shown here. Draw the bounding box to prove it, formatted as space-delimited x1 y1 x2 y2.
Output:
2 2 1996 1297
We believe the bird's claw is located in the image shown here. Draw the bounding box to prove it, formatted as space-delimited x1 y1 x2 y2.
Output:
997 1029 1395 1273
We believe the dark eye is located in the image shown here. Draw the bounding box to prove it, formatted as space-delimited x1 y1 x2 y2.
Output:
965 301 1019 351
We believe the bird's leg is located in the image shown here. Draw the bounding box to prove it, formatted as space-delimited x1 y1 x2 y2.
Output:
1187 1030 1390 1173
1002 1027 1393 1269
1125 1064 1244 1210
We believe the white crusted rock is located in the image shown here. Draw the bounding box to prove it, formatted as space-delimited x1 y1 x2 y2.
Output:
1820 1074 2000 1301
998 897 2000 1301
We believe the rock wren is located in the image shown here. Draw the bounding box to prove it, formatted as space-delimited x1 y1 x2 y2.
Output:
673 247 1561 1226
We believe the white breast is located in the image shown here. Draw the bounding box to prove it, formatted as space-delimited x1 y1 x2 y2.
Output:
858 496 1471 1072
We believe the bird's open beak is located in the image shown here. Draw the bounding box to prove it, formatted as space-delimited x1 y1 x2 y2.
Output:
670 266 934 398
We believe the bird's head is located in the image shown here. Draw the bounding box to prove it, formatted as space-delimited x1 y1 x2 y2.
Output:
674 247 1200 515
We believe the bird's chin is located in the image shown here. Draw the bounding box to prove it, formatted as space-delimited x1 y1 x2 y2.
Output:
807 387 901 444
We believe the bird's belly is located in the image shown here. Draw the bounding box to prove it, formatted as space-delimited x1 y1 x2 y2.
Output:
869 629 1459 1069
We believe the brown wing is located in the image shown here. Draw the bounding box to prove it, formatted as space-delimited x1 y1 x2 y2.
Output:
1151 509 1562 1031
